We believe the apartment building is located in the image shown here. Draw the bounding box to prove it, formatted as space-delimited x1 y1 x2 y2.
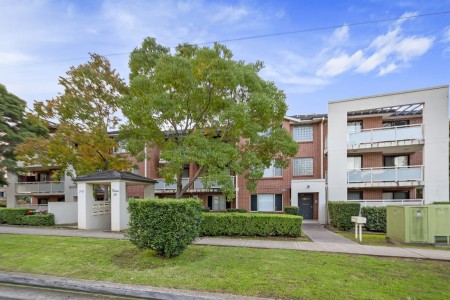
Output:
5 85 449 225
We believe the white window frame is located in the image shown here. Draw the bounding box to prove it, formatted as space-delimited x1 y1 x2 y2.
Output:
347 156 362 170
251 194 283 212
293 125 313 142
293 158 313 176
263 160 283 177
114 141 128 154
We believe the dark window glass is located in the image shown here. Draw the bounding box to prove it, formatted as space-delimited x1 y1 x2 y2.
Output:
275 194 283 211
250 195 258 211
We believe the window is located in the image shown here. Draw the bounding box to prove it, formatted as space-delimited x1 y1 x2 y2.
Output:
347 156 362 170
348 191 363 200
38 198 49 205
207 195 230 211
347 121 362 133
0 192 4 198
293 125 313 142
293 158 313 176
250 194 282 212
263 160 282 177
182 166 189 178
382 120 409 127
384 155 409 167
383 191 409 200
114 141 128 153
39 173 49 182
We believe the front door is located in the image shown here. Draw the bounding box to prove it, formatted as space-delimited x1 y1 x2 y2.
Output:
298 193 313 219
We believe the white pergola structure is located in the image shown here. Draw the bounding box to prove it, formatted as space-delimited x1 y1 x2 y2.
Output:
75 170 156 232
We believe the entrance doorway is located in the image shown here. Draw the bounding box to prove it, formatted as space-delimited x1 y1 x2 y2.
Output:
298 193 314 219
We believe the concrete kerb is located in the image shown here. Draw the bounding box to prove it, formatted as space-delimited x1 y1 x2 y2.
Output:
0 272 268 300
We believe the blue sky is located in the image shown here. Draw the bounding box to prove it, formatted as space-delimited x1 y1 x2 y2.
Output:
1 0 450 116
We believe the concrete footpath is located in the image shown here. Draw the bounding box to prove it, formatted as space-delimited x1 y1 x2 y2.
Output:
1 224 450 261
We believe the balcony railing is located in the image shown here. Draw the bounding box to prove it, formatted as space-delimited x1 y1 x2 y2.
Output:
155 177 234 192
348 124 423 145
347 166 423 183
347 199 424 206
15 181 65 194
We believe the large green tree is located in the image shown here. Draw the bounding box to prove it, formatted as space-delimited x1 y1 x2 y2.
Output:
120 38 298 198
0 84 48 184
16 54 131 179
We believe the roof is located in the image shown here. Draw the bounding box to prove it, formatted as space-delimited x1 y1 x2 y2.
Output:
288 114 328 121
75 170 157 183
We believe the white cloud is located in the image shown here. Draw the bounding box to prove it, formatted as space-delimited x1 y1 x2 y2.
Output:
0 52 33 65
209 6 249 23
317 12 434 77
329 25 349 46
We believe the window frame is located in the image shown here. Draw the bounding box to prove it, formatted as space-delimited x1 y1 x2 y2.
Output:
293 125 313 142
383 155 409 167
263 160 283 178
347 156 362 170
250 194 283 212
293 157 314 176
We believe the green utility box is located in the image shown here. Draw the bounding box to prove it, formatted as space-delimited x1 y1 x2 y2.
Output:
387 205 450 244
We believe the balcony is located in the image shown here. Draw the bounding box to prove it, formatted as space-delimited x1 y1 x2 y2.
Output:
155 177 234 193
347 124 424 152
15 181 65 195
347 199 424 206
347 166 423 188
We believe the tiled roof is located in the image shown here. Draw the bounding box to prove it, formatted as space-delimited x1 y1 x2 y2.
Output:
75 170 157 183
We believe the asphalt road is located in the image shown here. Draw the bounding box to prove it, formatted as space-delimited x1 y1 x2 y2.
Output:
0 283 146 300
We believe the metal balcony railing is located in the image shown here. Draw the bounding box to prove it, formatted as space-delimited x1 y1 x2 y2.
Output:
348 124 423 145
347 199 424 206
347 166 423 183
15 181 65 194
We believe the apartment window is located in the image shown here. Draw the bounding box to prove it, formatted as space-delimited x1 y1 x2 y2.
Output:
384 155 409 167
263 160 282 177
383 191 410 200
347 156 362 170
207 195 230 211
114 141 128 153
182 166 189 178
293 125 313 142
0 192 4 198
348 191 363 200
347 121 362 133
293 158 313 176
382 120 409 127
38 198 49 205
250 194 282 212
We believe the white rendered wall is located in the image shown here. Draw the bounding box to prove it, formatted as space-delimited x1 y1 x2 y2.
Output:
77 182 111 230
291 179 326 224
111 181 128 232
328 86 449 203
49 201 78 224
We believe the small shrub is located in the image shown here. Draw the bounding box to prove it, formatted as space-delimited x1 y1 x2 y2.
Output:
432 201 450 205
0 200 6 207
127 198 203 257
361 206 386 232
200 213 302 237
328 201 361 231
201 206 210 212
226 208 247 213
284 206 299 215
21 214 55 226
0 208 30 225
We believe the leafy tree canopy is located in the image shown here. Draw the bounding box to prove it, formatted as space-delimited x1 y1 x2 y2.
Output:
16 54 131 179
120 37 298 198
0 84 48 184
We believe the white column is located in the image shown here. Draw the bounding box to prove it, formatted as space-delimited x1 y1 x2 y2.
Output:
143 184 155 198
77 182 93 229
111 180 128 231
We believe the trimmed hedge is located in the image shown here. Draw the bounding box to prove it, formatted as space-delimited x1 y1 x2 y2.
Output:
127 198 203 257
284 206 299 215
0 208 30 225
361 206 386 232
328 202 361 231
200 213 302 237
432 201 450 204
0 200 6 207
21 214 55 226
226 208 247 213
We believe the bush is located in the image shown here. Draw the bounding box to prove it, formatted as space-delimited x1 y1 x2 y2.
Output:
127 198 203 257
200 213 302 237
21 214 55 226
226 208 247 213
328 202 361 231
201 206 210 212
0 200 6 207
361 206 386 232
0 208 30 225
432 201 450 204
284 206 299 215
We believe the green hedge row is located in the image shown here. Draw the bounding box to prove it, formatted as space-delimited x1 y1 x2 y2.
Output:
432 201 450 204
200 213 302 237
328 202 361 230
361 206 386 232
0 208 55 226
128 198 203 257
284 206 299 215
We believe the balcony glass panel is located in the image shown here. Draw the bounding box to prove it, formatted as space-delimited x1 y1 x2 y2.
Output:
15 182 64 194
347 166 422 183
348 125 423 145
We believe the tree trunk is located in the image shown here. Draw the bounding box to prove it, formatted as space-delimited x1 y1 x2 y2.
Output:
175 171 183 199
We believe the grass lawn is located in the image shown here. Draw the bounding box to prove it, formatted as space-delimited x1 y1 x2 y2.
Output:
1 234 449 299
